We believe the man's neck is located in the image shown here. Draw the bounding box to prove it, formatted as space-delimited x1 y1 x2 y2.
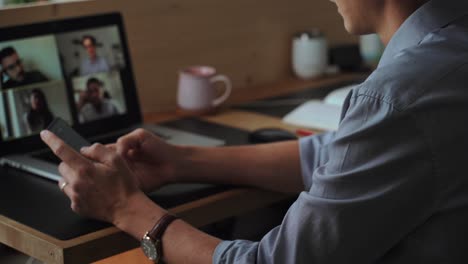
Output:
376 0 429 44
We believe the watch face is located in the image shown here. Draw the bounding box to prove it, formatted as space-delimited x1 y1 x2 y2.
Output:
141 236 159 261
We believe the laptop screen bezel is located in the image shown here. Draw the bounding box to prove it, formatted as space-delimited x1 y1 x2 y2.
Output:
0 12 142 156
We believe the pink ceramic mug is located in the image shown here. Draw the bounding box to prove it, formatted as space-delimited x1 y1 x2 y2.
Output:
177 66 232 111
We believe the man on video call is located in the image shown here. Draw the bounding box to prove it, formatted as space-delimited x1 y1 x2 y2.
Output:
41 0 468 263
77 77 119 123
0 47 48 89
80 35 110 76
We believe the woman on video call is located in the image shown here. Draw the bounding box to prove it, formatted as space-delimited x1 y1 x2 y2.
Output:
23 88 54 134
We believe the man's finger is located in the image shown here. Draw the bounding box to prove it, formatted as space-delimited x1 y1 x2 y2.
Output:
40 130 90 169
58 178 80 214
106 143 116 151
58 162 75 184
81 143 121 166
58 178 73 198
116 128 147 157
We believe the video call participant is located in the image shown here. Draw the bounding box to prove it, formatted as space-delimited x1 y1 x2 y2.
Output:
23 88 54 134
0 47 48 89
77 77 118 123
80 35 110 76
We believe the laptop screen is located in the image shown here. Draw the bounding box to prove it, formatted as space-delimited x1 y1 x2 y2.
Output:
0 13 141 155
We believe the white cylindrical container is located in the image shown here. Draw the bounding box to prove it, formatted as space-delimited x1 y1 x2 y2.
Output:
292 30 328 79
359 34 384 66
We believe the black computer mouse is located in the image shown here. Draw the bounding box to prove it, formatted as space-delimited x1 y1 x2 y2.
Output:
248 128 298 144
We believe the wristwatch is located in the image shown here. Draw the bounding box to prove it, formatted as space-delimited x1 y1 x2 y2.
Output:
141 213 178 263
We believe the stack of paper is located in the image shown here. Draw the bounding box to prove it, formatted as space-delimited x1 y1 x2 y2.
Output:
282 85 355 131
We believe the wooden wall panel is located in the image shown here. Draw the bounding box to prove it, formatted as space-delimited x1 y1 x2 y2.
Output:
0 0 356 113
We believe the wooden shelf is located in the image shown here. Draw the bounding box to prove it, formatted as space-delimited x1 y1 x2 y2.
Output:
143 73 367 123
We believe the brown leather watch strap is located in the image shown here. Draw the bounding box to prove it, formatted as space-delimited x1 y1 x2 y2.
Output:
148 213 178 241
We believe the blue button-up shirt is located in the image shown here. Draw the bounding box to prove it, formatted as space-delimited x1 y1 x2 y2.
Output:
214 0 468 263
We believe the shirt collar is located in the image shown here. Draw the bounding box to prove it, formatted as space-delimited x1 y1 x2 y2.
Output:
378 0 468 67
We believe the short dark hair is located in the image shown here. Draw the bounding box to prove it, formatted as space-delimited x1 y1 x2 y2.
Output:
82 35 97 46
0 46 17 64
86 77 103 88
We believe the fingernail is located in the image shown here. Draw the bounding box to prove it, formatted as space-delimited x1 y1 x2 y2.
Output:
40 130 49 139
80 146 88 153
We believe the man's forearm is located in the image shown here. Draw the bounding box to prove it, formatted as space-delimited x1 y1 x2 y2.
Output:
176 141 303 193
114 192 220 264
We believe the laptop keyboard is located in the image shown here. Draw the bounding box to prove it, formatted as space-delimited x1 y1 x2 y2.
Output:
32 151 61 164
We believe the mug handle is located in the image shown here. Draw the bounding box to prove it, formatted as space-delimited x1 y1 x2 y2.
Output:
210 74 232 107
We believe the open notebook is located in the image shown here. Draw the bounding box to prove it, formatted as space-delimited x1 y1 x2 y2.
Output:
282 84 356 131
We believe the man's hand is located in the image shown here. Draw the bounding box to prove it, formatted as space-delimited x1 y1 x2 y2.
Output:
114 128 303 194
113 128 185 193
40 130 221 264
40 130 144 224
76 91 90 110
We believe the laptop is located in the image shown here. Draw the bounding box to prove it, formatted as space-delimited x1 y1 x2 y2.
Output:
0 13 224 182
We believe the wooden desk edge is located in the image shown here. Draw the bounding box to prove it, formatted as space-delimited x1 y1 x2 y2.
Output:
1 188 291 264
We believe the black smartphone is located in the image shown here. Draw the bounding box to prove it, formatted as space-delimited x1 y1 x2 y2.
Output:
46 117 91 152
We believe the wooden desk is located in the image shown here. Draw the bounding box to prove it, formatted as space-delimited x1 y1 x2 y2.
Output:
0 74 366 264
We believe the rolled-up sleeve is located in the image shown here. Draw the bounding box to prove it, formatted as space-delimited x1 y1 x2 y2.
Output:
213 93 435 264
299 131 335 190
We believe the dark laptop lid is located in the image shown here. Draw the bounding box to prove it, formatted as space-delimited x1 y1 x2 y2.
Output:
0 13 142 156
